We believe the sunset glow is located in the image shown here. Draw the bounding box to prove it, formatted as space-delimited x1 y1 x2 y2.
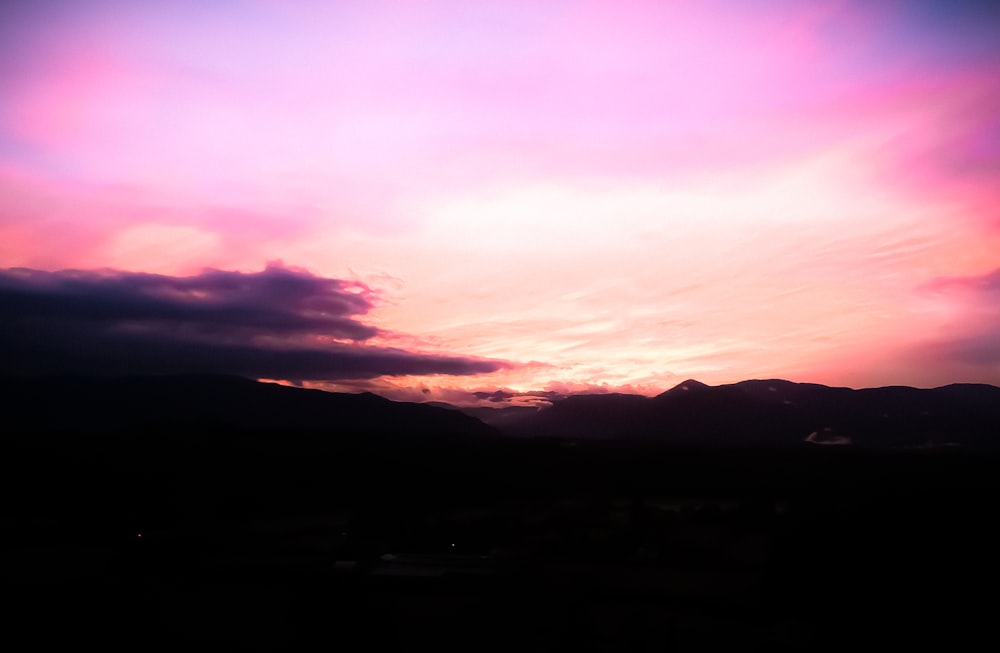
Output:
2 0 999 404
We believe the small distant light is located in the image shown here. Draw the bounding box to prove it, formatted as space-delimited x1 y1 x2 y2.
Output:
451 543 455 547
137 533 142 539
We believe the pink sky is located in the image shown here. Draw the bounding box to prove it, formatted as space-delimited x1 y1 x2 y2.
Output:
2 0 999 404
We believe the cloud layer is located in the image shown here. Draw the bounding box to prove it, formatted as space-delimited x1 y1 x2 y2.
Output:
0 265 509 380
1 1 998 392
921 268 1000 366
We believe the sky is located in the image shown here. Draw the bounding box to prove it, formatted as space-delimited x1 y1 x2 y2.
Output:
2 0 999 406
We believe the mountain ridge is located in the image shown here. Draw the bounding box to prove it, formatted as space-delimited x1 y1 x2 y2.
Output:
467 377 1000 447
0 373 497 440
4 373 1000 449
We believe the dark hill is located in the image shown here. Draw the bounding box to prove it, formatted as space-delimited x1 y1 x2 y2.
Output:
497 378 1000 447
0 374 497 440
491 392 653 440
5 374 1000 651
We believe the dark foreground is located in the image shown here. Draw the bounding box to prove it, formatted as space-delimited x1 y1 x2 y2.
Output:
4 431 1000 651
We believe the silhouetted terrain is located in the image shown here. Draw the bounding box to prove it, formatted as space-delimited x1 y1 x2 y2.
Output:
483 378 1000 448
0 373 496 439
3 374 1000 650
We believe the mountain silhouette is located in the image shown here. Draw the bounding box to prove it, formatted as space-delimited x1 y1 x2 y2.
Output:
483 378 1000 447
1 374 497 440
6 373 1000 448
6 373 1000 651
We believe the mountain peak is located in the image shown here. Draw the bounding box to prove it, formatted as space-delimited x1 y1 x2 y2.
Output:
658 379 710 397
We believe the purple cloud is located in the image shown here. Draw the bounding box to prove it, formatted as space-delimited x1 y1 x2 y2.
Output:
472 389 563 404
0 264 510 380
917 267 1000 367
922 268 1000 296
0 263 378 340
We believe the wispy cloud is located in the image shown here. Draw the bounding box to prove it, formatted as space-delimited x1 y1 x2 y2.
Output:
918 268 1000 367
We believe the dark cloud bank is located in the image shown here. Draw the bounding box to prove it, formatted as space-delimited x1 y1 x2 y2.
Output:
0 264 509 380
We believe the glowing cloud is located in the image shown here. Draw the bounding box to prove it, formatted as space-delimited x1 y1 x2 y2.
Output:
1 1 998 396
